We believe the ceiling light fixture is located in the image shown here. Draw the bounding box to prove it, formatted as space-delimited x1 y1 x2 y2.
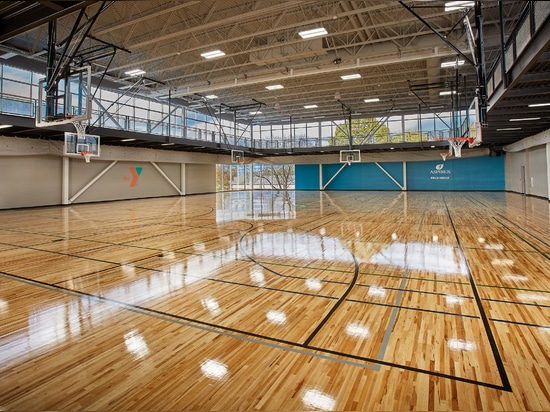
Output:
201 50 225 59
364 98 380 103
496 127 521 131
266 84 284 90
445 1 474 12
341 73 361 80
125 69 146 76
441 59 465 67
161 142 175 146
528 102 550 107
304 104 318 109
439 90 456 95
0 52 17 59
121 138 136 142
509 117 541 121
298 27 328 39
0 124 13 129
205 94 218 99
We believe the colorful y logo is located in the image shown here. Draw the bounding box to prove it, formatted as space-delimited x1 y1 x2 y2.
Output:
130 167 142 187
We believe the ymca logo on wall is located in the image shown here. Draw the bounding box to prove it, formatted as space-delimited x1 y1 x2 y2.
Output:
123 167 143 187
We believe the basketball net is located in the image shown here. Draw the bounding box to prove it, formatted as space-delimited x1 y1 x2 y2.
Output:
440 151 451 161
447 138 473 158
73 121 87 139
73 121 92 162
80 151 93 163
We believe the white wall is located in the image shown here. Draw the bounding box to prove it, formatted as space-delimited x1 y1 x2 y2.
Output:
186 164 216 194
504 128 550 199
0 136 220 209
0 156 62 208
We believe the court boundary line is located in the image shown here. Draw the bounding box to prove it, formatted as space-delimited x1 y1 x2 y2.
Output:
442 194 512 392
0 269 511 391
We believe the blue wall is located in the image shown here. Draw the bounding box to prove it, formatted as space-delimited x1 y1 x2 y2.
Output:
295 156 504 191
295 164 320 190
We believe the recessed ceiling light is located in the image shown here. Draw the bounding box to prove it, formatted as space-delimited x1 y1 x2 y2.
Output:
441 60 465 67
304 104 318 109
201 50 225 59
496 127 521 131
509 117 541 121
439 90 456 95
121 138 136 142
341 73 361 80
445 1 474 12
528 102 550 107
0 52 17 59
161 142 175 146
266 84 284 90
298 28 328 39
125 69 146 76
0 124 13 129
205 94 218 99
364 98 380 103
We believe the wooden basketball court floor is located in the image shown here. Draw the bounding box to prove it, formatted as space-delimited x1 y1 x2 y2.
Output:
0 190 549 410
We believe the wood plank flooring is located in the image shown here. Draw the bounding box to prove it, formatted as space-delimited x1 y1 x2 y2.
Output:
0 191 549 410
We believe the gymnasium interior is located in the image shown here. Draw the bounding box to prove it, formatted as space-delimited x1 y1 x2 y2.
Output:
1 1 549 410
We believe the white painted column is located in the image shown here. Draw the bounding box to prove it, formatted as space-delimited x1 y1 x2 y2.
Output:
402 161 407 191
61 156 70 205
181 163 186 195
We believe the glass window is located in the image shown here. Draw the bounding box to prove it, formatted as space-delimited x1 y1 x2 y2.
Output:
3 66 31 83
2 78 30 97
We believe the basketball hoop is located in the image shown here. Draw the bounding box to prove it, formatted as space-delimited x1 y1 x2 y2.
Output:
447 137 474 158
73 121 87 139
440 151 451 161
80 151 93 163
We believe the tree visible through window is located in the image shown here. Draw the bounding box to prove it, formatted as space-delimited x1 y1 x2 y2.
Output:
330 118 391 145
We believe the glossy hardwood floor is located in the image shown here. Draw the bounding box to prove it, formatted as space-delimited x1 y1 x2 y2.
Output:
0 191 549 410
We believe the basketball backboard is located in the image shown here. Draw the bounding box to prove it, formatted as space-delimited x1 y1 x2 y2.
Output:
64 131 100 159
36 66 92 127
231 149 244 164
339 149 361 164
467 96 482 147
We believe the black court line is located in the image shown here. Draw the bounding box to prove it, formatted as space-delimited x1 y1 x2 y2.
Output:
346 298 480 319
465 194 489 208
482 297 550 309
478 283 550 294
303 249 359 346
442 193 512 392
489 318 550 328
0 238 354 304
0 269 510 391
495 214 550 254
417 198 430 231
354 282 474 300
238 225 360 347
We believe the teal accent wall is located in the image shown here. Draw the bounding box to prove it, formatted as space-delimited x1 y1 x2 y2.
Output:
295 164 320 189
322 162 403 190
407 156 504 190
295 156 505 191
